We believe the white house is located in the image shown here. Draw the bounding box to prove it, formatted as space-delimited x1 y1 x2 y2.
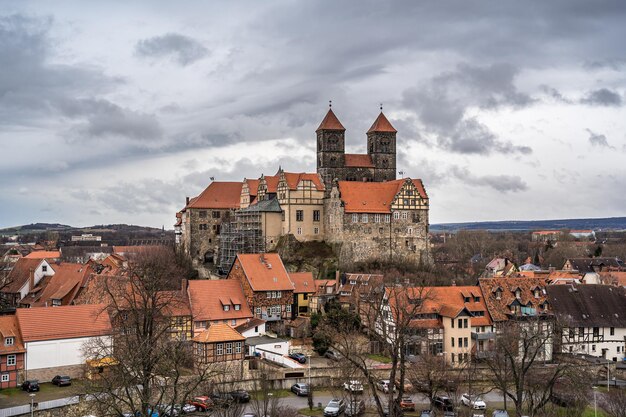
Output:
547 285 626 362
16 304 113 380
234 317 267 338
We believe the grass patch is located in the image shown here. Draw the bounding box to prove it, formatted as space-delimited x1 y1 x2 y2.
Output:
0 387 22 397
367 354 392 363
297 407 323 416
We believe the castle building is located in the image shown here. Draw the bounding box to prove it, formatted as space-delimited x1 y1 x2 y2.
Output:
176 107 430 273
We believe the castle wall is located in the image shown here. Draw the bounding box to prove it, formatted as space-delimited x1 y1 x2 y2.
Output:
188 208 232 267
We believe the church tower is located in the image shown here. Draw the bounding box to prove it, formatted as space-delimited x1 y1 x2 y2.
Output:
316 108 346 192
367 111 397 182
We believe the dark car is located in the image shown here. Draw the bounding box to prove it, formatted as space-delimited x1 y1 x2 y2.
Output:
52 375 72 386
433 396 454 412
229 389 250 403
21 380 40 392
291 383 310 396
289 352 307 364
210 392 234 407
324 350 340 361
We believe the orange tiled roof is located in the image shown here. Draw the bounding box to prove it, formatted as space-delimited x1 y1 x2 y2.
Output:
245 179 260 197
367 112 397 133
338 179 428 214
386 285 492 327
599 271 626 287
234 317 266 333
187 182 243 209
192 322 245 343
24 251 60 259
188 280 253 322
32 262 94 307
289 272 316 294
158 290 192 317
316 109 345 131
344 154 375 168
282 172 325 191
236 253 294 292
3 258 44 293
0 315 26 354
478 277 550 322
16 304 112 342
263 175 280 193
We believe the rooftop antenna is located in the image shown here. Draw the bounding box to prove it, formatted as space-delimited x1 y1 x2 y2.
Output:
210 176 215 181
329 100 332 108
398 170 405 178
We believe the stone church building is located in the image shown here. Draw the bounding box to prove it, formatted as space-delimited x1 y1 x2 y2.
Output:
176 107 430 274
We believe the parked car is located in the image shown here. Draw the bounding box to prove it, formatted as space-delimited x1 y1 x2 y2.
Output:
21 380 40 392
229 389 250 403
291 383 310 396
210 392 234 407
382 405 390 417
52 375 72 387
324 350 340 361
492 411 509 417
420 410 435 417
324 399 346 417
345 399 366 416
433 396 454 412
400 397 416 411
289 352 307 364
187 396 213 411
343 380 364 393
461 394 486 410
377 379 394 393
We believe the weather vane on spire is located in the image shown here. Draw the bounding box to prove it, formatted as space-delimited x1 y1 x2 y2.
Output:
329 100 332 108
380 103 383 111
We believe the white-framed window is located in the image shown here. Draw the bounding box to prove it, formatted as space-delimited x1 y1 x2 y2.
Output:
352 214 359 223
223 305 230 311
256 307 261 314
234 304 241 311
216 344 224 355
226 343 233 354
231 319 236 326
235 342 242 353
52 299 61 306
362 214 368 223
286 305 291 313
393 212 400 220
276 291 282 298
7 355 16 366
314 227 319 235
42 265 47 272
297 227 302 235
401 211 408 219
5 337 14 346
1 374 8 382
374 214 381 223
267 291 272 299
385 214 391 223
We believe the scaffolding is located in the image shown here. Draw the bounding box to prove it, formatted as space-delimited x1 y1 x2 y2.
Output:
217 203 267 275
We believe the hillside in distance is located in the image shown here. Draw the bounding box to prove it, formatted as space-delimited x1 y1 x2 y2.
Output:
431 216 626 233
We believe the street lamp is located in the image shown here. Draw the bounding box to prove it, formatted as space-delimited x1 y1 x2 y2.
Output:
29 393 36 417
592 386 597 417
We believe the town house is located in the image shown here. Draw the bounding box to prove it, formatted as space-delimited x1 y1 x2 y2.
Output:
0 315 26 388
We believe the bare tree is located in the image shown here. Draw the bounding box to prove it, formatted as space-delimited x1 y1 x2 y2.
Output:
81 247 221 417
602 388 626 417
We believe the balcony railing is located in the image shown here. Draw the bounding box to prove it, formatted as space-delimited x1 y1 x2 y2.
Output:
471 332 496 340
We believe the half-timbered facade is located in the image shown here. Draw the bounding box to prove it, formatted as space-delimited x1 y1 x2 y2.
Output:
192 323 245 364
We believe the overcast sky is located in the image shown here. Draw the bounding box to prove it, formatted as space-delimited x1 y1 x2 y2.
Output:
1 1 625 229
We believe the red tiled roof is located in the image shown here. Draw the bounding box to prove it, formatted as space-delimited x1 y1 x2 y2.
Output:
264 176 280 193
24 251 60 259
478 277 550 322
187 182 243 209
188 280 253 322
338 179 428 214
245 179 260 197
234 317 266 333
289 272 316 294
16 304 112 342
344 154 375 168
282 172 325 191
316 109 345 132
367 112 397 134
0 315 26 354
236 253 294 292
32 262 94 307
192 323 245 343
3 258 44 293
158 290 192 317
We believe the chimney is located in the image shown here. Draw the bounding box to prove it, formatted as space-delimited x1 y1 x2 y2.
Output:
185 196 190 205
549 266 556 273
29 268 35 291
335 270 340 286
181 278 188 293
451 279 456 286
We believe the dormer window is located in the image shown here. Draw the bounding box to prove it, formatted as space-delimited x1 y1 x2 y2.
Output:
223 305 230 312
534 289 540 298
234 304 240 311
515 290 521 299
464 296 470 303
495 290 502 300
5 337 14 346
42 265 47 272
52 299 61 307
350 280 357 285
474 296 480 302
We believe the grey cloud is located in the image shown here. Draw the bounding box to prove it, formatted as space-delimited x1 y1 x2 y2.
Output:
403 64 533 156
135 33 209 66
580 88 623 106
451 166 528 193
539 85 573 104
586 129 613 148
